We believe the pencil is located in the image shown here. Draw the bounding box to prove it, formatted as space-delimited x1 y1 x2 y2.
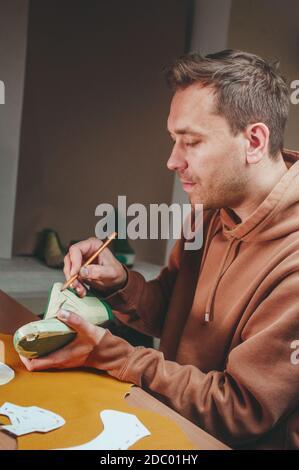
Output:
60 231 117 291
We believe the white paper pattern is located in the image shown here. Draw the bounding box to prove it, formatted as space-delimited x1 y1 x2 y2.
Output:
0 363 15 386
57 409 150 450
0 402 65 436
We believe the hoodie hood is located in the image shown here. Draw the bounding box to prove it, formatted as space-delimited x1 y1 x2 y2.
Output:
219 148 299 242
203 148 299 322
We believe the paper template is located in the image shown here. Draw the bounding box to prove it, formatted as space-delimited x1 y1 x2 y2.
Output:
0 363 15 386
0 402 65 436
58 409 150 450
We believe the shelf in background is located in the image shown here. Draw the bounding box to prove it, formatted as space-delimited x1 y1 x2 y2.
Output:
0 256 163 315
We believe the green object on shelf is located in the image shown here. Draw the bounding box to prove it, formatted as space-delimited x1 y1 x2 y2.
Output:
13 282 113 358
112 208 135 267
113 238 135 267
34 229 66 269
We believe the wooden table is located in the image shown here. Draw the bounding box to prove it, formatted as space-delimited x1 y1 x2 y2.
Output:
0 290 229 450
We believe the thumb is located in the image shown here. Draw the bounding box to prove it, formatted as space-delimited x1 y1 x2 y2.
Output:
57 309 105 343
79 264 115 281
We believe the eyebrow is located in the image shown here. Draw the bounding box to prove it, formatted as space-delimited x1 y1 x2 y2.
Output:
168 126 205 137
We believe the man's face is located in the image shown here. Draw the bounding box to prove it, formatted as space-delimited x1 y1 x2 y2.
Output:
167 83 249 209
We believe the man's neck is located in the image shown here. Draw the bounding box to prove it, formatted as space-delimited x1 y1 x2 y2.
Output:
229 153 288 223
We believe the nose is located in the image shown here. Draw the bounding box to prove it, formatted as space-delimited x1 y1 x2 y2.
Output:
167 145 187 172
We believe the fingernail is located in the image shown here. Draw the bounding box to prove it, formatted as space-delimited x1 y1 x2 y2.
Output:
80 267 88 277
58 309 70 320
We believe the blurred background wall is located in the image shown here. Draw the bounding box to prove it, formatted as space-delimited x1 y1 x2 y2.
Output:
12 0 192 264
0 0 298 265
228 0 299 151
0 0 28 259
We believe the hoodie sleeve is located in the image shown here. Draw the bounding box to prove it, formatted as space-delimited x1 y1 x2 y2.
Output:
102 238 183 338
103 209 215 338
97 270 299 448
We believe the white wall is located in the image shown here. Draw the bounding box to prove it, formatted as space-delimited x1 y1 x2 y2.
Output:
165 0 232 261
0 0 28 258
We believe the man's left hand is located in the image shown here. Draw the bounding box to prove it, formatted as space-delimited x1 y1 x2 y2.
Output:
19 309 107 371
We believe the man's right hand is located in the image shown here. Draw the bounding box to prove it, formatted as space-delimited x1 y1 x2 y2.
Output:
63 237 128 297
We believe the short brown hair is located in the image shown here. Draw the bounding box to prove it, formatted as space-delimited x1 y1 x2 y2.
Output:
165 50 289 158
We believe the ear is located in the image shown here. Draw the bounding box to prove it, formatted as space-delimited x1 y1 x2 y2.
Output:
244 123 270 164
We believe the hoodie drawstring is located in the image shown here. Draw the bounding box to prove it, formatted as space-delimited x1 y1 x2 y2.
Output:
204 238 242 323
199 211 222 272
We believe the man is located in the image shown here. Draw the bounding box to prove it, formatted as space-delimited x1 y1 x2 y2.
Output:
20 50 299 449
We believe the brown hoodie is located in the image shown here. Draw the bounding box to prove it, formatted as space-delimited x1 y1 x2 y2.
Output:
94 149 299 449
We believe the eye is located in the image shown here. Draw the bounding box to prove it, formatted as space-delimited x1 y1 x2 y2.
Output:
186 141 200 147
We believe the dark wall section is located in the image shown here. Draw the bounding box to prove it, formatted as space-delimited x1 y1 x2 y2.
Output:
13 0 190 264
